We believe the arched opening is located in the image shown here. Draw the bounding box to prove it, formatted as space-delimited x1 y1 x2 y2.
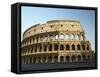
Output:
35 45 37 52
77 44 80 50
82 45 85 50
72 55 76 62
65 35 69 40
82 55 86 61
87 45 90 50
49 44 52 51
38 57 41 63
48 56 52 63
30 57 32 64
54 56 58 62
75 35 79 40
39 46 41 52
55 35 58 40
60 56 64 62
44 45 47 51
42 57 46 63
72 44 75 50
60 44 64 50
26 58 29 64
31 47 33 53
54 44 58 51
60 34 64 40
66 56 70 62
50 35 53 40
36 37 38 42
66 44 70 50
92 55 95 60
78 55 81 62
33 57 36 63
70 34 74 40
87 55 90 60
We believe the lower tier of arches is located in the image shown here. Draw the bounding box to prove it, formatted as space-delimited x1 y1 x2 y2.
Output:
21 54 95 64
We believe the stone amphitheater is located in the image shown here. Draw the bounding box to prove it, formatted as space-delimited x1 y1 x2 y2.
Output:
21 20 95 64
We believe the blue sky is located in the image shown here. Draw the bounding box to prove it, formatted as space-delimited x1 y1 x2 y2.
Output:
21 6 95 50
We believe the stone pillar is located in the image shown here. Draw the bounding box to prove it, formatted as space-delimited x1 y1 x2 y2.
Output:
64 56 66 62
46 56 48 63
70 44 72 51
53 35 55 41
41 57 43 63
48 35 49 42
52 44 54 51
36 57 38 63
81 56 83 62
70 56 72 62
37 45 39 52
52 56 54 63
41 44 43 52
58 34 60 41
64 43 66 52
47 45 48 52
76 56 78 62
34 37 36 43
58 56 60 62
58 44 60 51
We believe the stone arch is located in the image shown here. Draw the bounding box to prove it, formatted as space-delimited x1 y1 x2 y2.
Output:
65 35 69 40
30 57 32 64
87 45 90 50
78 55 81 62
44 45 47 51
66 56 70 62
82 45 85 50
55 35 58 40
60 34 64 40
66 44 70 50
31 47 33 53
72 55 76 62
60 56 64 62
38 57 41 63
72 44 75 50
39 45 41 52
49 44 52 51
70 34 74 40
60 44 64 50
25 58 28 64
77 44 80 50
87 55 90 60
54 56 58 62
54 44 58 51
48 56 52 63
82 55 86 61
35 45 37 52
42 57 46 63
75 34 79 40
33 57 36 63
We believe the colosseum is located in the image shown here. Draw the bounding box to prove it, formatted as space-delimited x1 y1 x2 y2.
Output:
21 20 95 64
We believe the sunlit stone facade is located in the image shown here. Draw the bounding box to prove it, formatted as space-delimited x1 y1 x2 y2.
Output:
21 20 95 64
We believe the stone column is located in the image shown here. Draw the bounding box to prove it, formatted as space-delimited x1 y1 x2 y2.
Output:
70 56 72 62
76 56 78 62
52 56 54 63
58 56 60 62
64 56 66 62
46 56 48 63
81 56 83 62
52 44 54 52
47 45 48 52
36 57 38 63
41 44 43 52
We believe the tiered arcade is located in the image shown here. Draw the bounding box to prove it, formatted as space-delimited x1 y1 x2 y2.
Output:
21 20 95 64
